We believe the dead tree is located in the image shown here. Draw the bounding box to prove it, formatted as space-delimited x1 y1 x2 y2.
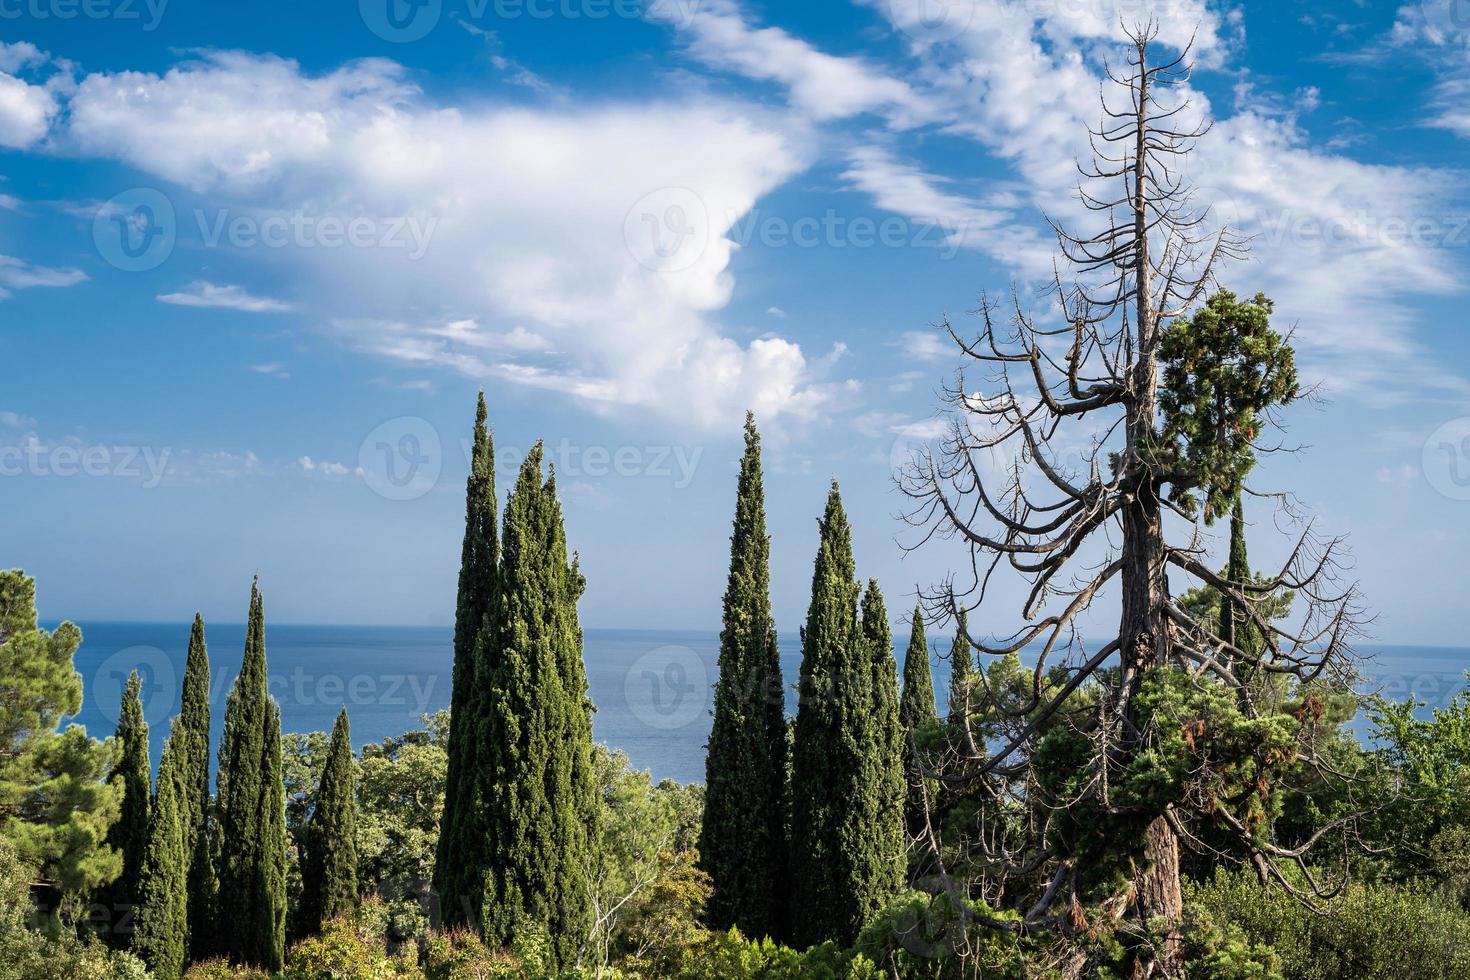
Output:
898 23 1369 979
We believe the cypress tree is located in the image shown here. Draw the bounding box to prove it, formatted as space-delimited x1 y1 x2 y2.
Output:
134 728 189 980
946 611 971 726
1220 496 1248 650
215 578 287 971
435 391 499 928
179 614 214 959
789 483 880 947
102 671 150 946
898 606 938 853
479 444 597 966
301 709 359 933
700 412 787 939
856 581 906 921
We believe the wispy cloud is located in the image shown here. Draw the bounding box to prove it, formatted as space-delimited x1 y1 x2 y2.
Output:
157 281 292 313
249 363 291 379
0 254 87 300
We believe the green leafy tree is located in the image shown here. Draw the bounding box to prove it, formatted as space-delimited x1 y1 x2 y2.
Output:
435 391 499 929
478 443 598 966
856 581 905 924
178 615 214 960
215 578 287 971
100 671 150 947
300 709 359 934
0 570 122 907
898 607 938 854
135 727 190 980
358 712 448 900
945 612 970 727
789 484 902 947
700 412 787 940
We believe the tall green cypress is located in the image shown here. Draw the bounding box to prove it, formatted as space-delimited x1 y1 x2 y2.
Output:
1220 497 1248 650
178 614 213 959
134 727 189 980
435 391 499 929
789 483 884 947
301 709 358 933
479 444 597 966
102 671 150 946
946 611 971 726
856 581 906 921
215 578 287 971
898 606 938 852
700 412 787 940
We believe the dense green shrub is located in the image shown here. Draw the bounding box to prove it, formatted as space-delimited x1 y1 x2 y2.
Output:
421 929 520 979
282 915 418 980
180 962 271 980
1189 868 1470 980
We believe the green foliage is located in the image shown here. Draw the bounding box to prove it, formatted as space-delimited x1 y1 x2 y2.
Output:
421 929 521 979
789 485 903 947
135 729 191 980
1189 868 1470 980
282 914 418 980
100 672 150 947
301 710 360 936
436 392 499 930
357 713 448 920
1155 290 1299 523
0 570 123 904
181 961 271 980
178 616 214 961
943 615 969 726
215 578 287 971
898 607 938 851
478 444 598 966
701 412 788 940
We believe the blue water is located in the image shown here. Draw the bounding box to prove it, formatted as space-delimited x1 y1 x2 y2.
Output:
65 622 1470 786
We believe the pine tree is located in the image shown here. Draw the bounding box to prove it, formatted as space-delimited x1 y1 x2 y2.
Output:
301 709 359 933
856 581 905 921
945 611 971 726
789 483 887 947
134 728 189 980
700 412 787 940
479 444 597 966
178 615 214 959
102 671 150 946
898 606 938 856
434 391 499 928
215 578 287 971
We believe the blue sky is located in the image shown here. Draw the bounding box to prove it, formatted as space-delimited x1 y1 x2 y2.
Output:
1 0 1467 644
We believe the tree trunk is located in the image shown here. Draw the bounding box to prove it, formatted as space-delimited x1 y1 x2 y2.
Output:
1129 815 1184 979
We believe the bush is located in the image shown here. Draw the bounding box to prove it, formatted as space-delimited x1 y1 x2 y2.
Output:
181 961 272 980
283 915 418 980
1189 867 1470 980
421 929 520 980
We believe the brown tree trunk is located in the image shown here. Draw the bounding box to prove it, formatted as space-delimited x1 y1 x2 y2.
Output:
1129 815 1184 979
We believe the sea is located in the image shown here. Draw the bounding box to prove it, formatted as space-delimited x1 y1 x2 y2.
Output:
65 622 1470 786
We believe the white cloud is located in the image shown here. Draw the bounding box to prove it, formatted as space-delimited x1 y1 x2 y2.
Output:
297 456 359 478
157 281 292 312
0 410 36 429
897 329 952 363
250 363 290 379
0 254 87 299
0 45 56 150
